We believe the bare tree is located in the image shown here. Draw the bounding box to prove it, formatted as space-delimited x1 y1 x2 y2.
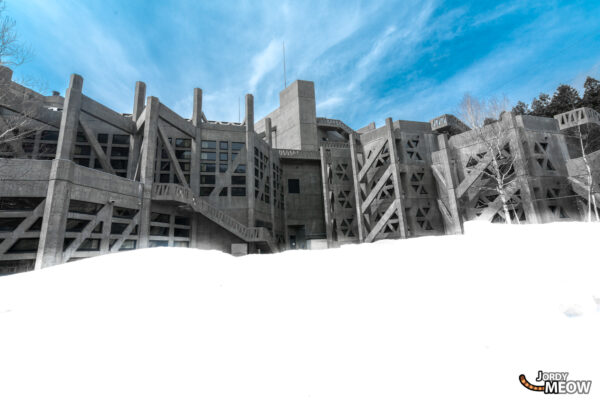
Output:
459 94 519 224
0 0 31 67
0 0 42 157
571 111 600 222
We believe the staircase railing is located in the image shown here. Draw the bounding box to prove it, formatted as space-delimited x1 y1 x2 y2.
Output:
152 183 275 247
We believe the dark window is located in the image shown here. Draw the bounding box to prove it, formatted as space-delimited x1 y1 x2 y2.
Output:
111 147 129 157
27 218 43 232
234 164 246 173
231 176 246 185
219 153 228 161
174 228 190 238
174 216 190 226
219 187 228 197
68 200 103 215
231 187 246 196
200 187 214 196
176 150 191 159
0 197 44 211
40 130 59 141
200 175 215 185
110 159 128 170
112 135 130 145
151 213 170 223
201 152 216 161
175 138 191 148
232 142 244 151
201 140 216 149
119 240 137 251
74 145 91 156
97 134 108 143
7 238 39 253
201 163 215 172
149 240 168 247
66 219 89 232
219 141 228 150
288 179 300 193
150 226 169 236
113 206 137 219
219 164 228 173
0 218 25 232
111 223 128 235
78 239 100 251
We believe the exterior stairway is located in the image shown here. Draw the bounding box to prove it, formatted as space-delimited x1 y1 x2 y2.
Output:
152 183 278 253
317 117 357 137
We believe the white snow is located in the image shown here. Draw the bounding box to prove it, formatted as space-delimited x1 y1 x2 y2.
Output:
0 221 598 400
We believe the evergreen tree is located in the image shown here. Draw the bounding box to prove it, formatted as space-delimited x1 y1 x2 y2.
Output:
582 76 600 112
530 93 551 117
511 101 530 115
547 84 581 116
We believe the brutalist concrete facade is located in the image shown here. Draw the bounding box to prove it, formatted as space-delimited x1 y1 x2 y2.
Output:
1 65 599 275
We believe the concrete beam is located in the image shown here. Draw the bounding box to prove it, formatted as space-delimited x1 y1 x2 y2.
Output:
245 94 256 228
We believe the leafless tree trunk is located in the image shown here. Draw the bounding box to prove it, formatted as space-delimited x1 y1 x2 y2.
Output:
575 119 599 222
459 94 517 224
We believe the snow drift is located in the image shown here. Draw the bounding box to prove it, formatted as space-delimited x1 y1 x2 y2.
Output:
0 221 598 400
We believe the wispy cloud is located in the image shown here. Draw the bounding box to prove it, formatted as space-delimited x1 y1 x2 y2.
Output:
7 0 600 128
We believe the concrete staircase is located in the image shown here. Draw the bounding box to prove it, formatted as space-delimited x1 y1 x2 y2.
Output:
152 183 278 252
317 117 357 137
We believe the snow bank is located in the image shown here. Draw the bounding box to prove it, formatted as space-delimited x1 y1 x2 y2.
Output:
0 222 598 400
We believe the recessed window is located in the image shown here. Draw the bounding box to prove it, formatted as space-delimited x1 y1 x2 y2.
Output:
231 187 245 196
201 163 215 172
200 187 214 196
288 179 300 194
219 141 228 150
219 164 228 173
219 153 228 161
232 142 244 151
200 175 215 185
234 164 246 173
201 141 216 149
232 176 246 185
219 187 228 197
201 152 216 161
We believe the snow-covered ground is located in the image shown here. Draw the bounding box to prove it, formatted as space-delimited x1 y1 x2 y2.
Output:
0 221 598 400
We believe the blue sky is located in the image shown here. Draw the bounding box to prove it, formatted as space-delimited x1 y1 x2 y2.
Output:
7 0 600 129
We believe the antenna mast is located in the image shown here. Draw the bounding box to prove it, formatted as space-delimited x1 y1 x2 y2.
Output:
283 41 287 88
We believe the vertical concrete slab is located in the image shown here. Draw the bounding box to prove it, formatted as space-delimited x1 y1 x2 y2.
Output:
349 133 365 241
245 94 256 228
265 118 276 236
437 134 464 234
35 74 83 269
138 96 160 248
127 81 146 179
191 88 203 195
385 118 408 238
319 146 334 247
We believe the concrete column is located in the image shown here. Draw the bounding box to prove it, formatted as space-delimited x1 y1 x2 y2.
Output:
100 202 114 253
507 114 540 223
138 96 160 248
348 133 365 242
265 118 276 237
0 65 13 83
319 146 334 247
245 94 256 228
127 81 146 179
437 134 464 234
385 118 408 238
56 74 83 160
35 74 83 269
191 88 203 196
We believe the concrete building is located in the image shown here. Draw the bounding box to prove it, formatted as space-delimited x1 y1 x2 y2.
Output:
1 65 599 275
